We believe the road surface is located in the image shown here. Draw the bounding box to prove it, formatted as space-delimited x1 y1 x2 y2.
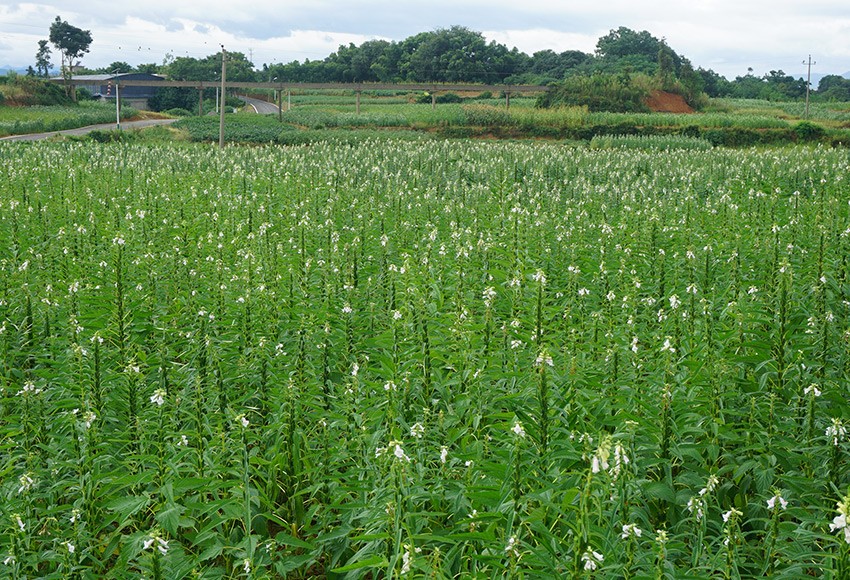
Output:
238 95 281 115
0 118 180 142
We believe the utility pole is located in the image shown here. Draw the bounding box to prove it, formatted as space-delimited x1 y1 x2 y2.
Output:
803 54 815 119
219 45 227 148
115 81 121 130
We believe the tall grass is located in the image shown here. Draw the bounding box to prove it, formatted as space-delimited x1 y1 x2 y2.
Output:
0 101 138 137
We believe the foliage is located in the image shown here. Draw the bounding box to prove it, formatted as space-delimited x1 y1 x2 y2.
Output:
793 121 827 141
0 101 136 136
48 16 93 101
0 141 849 578
0 76 71 106
539 72 652 112
34 40 53 78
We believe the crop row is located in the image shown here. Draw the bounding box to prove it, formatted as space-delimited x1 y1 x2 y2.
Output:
0 141 848 578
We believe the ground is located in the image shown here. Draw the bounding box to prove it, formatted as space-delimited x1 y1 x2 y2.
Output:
646 90 694 113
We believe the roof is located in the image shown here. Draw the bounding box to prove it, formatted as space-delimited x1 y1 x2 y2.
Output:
64 73 165 81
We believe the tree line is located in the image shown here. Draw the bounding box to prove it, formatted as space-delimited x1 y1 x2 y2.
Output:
25 20 850 108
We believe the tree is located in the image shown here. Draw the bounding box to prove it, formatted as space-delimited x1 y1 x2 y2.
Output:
106 61 132 74
49 16 93 101
136 63 160 75
35 40 53 78
595 27 681 76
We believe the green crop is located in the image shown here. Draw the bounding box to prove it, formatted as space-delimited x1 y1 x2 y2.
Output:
0 140 848 578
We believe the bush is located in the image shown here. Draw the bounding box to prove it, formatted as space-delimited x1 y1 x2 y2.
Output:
793 121 826 142
83 129 140 143
416 92 464 104
539 73 651 113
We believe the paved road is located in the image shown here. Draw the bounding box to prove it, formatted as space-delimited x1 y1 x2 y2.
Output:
0 118 180 142
238 95 281 115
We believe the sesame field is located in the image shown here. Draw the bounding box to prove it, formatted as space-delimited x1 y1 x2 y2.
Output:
1 140 849 578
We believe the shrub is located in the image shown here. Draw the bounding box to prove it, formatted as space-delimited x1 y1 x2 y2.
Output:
538 73 651 113
416 92 464 104
793 121 826 142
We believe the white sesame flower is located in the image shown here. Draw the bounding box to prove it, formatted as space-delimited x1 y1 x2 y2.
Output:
63 541 75 554
440 446 448 464
661 338 676 353
804 384 822 397
392 309 403 320
669 294 681 309
504 535 520 558
767 494 788 511
512 421 526 438
581 550 603 571
83 411 96 429
410 422 425 439
16 381 43 396
578 287 590 297
722 507 743 523
532 269 547 285
591 455 602 474
535 349 554 368
687 497 705 521
341 303 353 315
17 473 34 494
826 418 847 446
242 558 251 574
177 434 189 447
14 515 25 532
621 523 642 539
391 441 411 462
149 388 166 406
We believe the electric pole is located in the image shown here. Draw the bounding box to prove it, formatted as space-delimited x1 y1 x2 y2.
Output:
219 45 227 148
803 54 815 119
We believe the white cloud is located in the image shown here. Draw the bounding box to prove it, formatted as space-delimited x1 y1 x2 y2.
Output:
1 1 848 77
483 29 600 56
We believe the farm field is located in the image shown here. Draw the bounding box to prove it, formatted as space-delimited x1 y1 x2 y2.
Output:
0 101 138 138
172 94 850 146
0 140 849 578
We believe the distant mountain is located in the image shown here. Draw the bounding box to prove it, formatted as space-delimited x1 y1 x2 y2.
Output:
0 65 30 76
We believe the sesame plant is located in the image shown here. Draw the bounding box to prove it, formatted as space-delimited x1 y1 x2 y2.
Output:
0 139 848 578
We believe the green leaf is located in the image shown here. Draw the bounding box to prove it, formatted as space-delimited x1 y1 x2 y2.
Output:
330 554 388 573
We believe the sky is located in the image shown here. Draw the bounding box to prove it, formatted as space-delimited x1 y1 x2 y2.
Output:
1 1 848 80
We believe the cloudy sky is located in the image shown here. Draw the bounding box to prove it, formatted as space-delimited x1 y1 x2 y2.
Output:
1 1 848 79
